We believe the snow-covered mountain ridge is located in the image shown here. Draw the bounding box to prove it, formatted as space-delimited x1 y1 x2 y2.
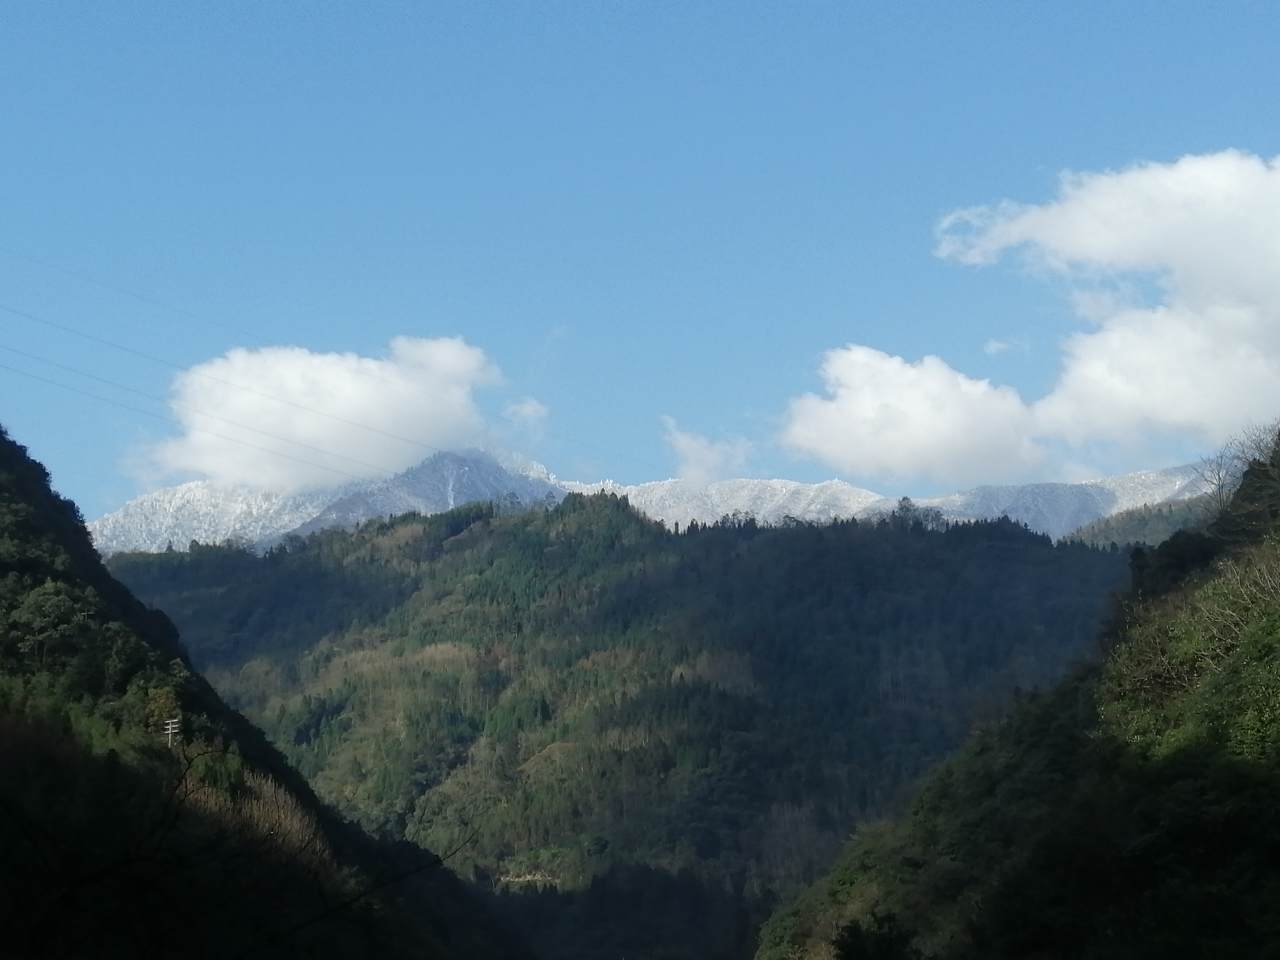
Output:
89 451 561 555
89 453 1208 555
560 477 884 530
566 463 1206 540
87 482 338 555
909 464 1207 540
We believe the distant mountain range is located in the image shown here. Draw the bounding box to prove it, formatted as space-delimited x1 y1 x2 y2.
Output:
909 465 1207 539
89 451 561 554
566 465 1207 539
88 450 1209 554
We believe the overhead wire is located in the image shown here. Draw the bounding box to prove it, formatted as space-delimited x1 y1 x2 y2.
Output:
0 361 369 484
0 245 263 342
0 342 400 479
0 257 596 481
0 300 442 456
0 246 428 394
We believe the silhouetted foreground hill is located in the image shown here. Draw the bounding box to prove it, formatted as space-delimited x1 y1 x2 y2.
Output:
0 424 529 960
757 439 1280 960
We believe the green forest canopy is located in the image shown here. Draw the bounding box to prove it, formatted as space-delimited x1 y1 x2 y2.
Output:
113 495 1129 960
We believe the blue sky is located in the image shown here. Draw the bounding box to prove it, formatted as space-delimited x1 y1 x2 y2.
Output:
3 2 1280 518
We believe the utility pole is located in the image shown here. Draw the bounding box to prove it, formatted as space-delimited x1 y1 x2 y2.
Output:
163 716 181 748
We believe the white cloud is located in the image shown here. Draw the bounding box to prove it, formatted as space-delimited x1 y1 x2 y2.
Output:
1034 301 1276 444
503 396 549 432
781 346 1043 486
983 338 1011 355
939 149 1280 445
661 416 751 487
152 336 501 491
786 150 1280 483
982 336 1028 357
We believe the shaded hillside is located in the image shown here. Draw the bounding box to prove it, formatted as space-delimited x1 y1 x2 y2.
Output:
111 498 1128 959
0 424 527 960
757 441 1280 960
1065 492 1211 548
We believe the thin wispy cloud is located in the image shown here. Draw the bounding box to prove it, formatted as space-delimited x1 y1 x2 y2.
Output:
982 338 1012 356
504 396 549 427
661 416 751 487
504 396 550 437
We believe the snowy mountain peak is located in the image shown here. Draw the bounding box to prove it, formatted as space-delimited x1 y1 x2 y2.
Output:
286 450 562 539
88 451 564 556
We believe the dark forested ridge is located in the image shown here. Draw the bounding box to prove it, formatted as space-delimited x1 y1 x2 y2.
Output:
0 424 529 959
758 440 1280 960
111 494 1128 959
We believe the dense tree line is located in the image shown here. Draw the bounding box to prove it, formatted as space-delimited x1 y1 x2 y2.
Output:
113 491 1129 959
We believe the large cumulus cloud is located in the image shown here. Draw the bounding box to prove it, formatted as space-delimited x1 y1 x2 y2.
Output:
784 150 1280 483
152 336 504 490
781 346 1042 486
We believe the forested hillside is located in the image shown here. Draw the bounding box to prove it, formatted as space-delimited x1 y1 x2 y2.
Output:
757 441 1280 959
0 424 527 959
111 496 1128 959
1066 493 1211 548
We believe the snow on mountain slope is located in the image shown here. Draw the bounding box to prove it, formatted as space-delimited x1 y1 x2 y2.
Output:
90 453 1209 556
568 464 1208 539
914 464 1208 540
1087 463 1206 513
562 477 884 528
286 450 562 538
89 451 563 555
87 481 336 555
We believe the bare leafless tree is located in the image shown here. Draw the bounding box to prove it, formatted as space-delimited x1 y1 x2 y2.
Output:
1195 418 1280 523
1197 446 1242 521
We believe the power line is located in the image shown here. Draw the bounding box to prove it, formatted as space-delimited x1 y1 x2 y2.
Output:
0 361 368 483
0 300 441 455
0 246 263 341
0 343 399 478
0 247 426 395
